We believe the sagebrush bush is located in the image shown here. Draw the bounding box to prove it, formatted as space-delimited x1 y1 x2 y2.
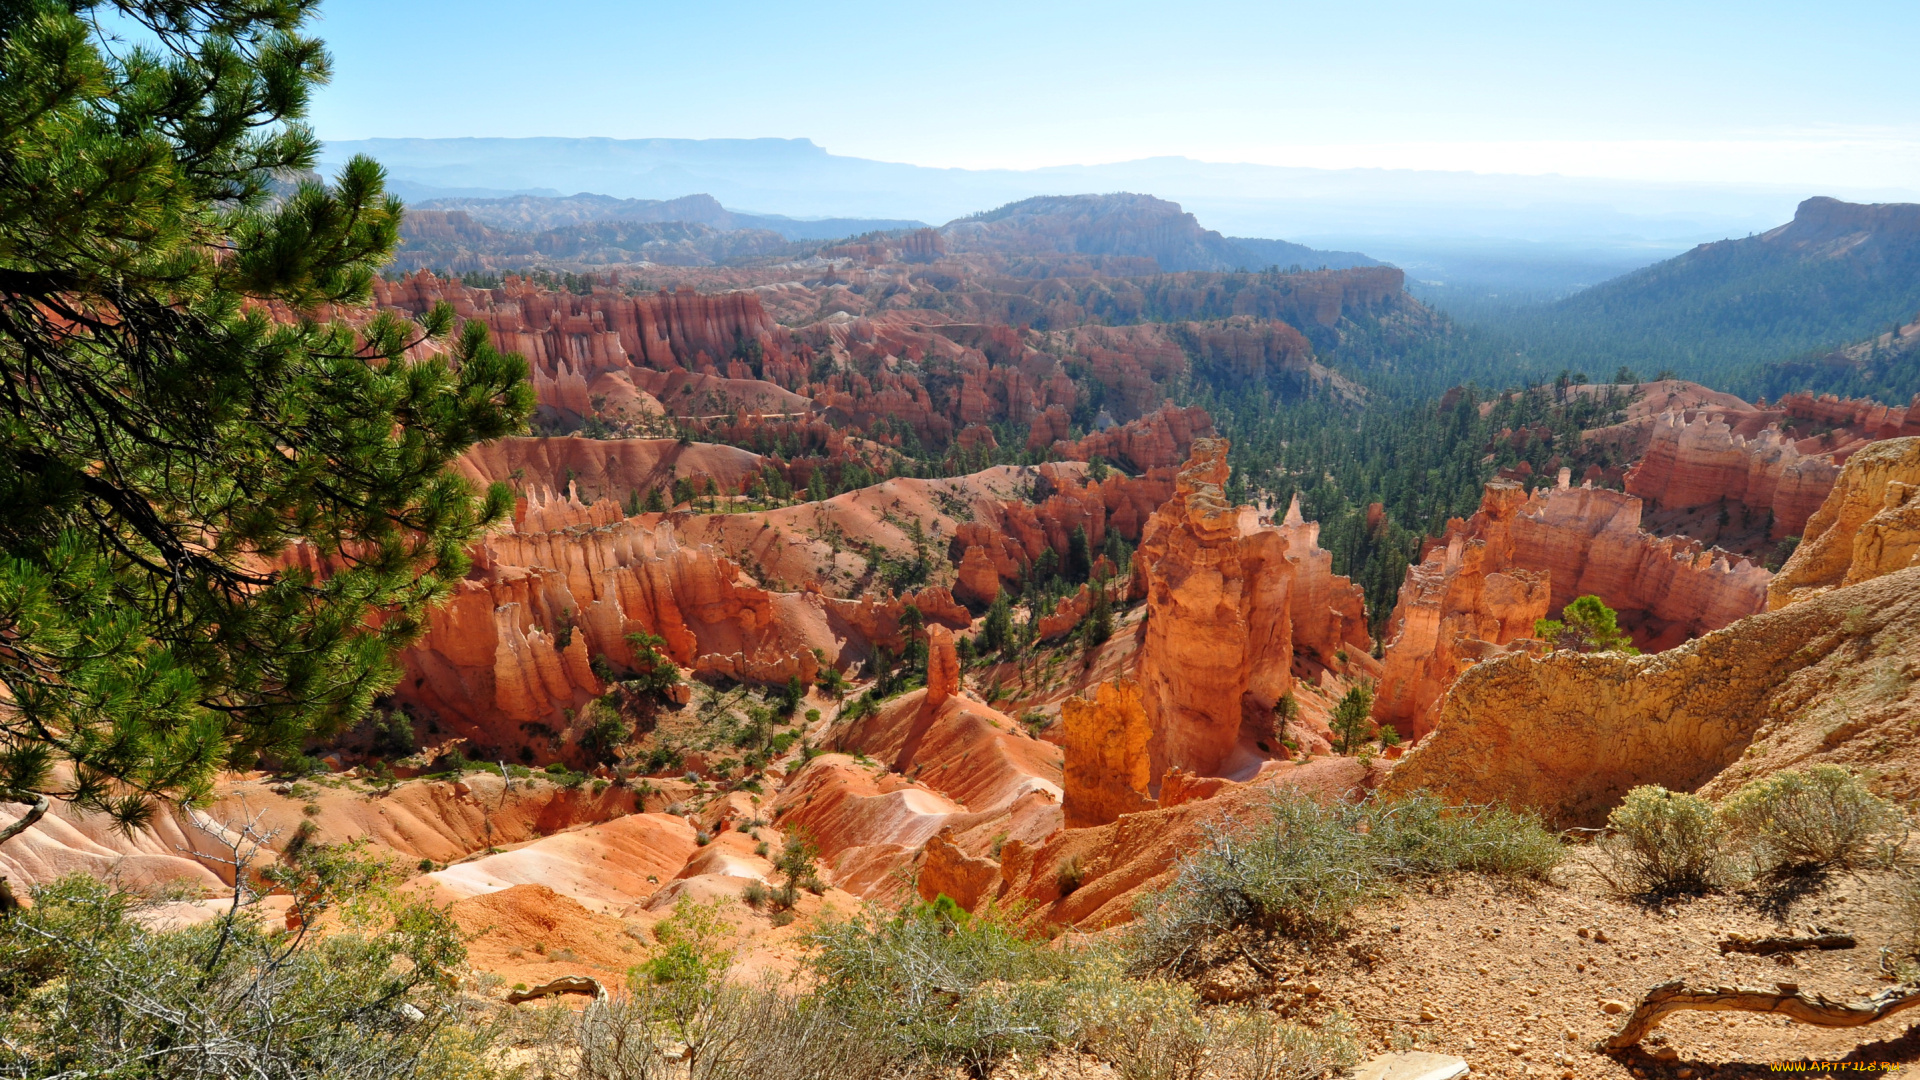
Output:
1128 790 1563 973
1602 785 1723 895
1719 765 1901 872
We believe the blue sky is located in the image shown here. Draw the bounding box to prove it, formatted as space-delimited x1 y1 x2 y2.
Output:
307 0 1920 191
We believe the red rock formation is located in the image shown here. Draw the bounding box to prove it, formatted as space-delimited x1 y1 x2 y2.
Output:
457 436 766 508
1061 679 1155 828
954 545 1000 606
1625 411 1842 538
924 625 959 708
1127 440 1373 789
1508 475 1772 646
373 273 809 409
1050 404 1216 473
1375 472 1775 739
391 485 967 760
1372 481 1554 739
1775 390 1920 443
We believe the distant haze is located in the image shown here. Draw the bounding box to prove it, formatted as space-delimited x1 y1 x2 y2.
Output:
324 135 1845 305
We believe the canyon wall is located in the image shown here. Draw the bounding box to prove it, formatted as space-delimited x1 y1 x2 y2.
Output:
375 273 807 411
1769 436 1920 608
1387 438 1920 825
1374 473 1772 738
1624 411 1842 538
392 487 956 762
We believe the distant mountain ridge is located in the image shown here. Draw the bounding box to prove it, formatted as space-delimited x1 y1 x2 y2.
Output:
942 194 1376 272
413 191 923 241
388 189 1378 276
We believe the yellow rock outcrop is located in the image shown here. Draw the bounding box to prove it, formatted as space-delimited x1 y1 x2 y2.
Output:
1769 437 1920 608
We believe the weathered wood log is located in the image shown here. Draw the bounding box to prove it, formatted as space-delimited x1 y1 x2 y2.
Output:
1607 980 1920 1050
1719 932 1856 955
506 975 607 1005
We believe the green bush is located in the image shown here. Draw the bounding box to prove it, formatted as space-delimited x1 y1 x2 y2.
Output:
1130 790 1561 972
1719 765 1901 872
1602 785 1723 895
0 866 476 1080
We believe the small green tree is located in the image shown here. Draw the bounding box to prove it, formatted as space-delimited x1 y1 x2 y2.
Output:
643 486 667 513
1329 683 1376 756
1534 595 1639 654
1081 587 1113 649
624 631 681 696
980 593 1015 657
772 830 822 910
579 701 632 766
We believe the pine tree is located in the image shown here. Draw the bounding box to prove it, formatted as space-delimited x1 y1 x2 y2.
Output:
1534 595 1639 654
0 0 534 843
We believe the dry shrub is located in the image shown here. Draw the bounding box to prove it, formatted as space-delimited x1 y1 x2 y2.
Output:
1719 765 1902 873
1599 785 1723 896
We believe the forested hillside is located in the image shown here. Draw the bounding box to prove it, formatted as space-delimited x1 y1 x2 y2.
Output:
1481 197 1920 401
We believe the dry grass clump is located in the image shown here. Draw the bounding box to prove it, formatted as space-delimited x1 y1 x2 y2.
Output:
1127 790 1563 975
1598 785 1725 896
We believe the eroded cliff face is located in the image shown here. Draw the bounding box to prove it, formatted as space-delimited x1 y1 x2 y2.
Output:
1625 411 1842 539
389 486 958 762
1372 481 1551 740
1382 565 1920 827
1769 437 1920 609
375 273 807 415
1126 439 1373 797
1386 440 1920 825
1373 473 1772 738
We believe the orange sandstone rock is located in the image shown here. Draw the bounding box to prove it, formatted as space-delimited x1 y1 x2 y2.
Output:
925 625 959 708
1129 439 1372 784
1062 680 1156 828
916 827 1001 911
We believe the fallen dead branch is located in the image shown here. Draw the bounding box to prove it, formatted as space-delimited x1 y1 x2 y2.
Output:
1606 980 1920 1049
1719 931 1856 955
507 976 607 1005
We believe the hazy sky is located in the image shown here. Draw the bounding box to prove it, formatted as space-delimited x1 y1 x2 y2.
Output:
308 0 1920 193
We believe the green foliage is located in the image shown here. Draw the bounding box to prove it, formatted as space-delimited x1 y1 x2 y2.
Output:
980 592 1016 657
1082 586 1114 648
1535 595 1639 654
0 0 533 830
624 631 682 695
0 855 474 1078
1129 790 1562 971
1719 765 1901 873
1602 785 1723 895
772 830 822 909
814 663 849 699
580 701 633 766
1328 683 1376 755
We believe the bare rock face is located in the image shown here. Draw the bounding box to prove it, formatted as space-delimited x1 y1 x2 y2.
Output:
1062 679 1157 829
1051 404 1216 473
380 486 840 762
954 544 1001 606
1383 565 1920 827
916 828 1001 911
1770 437 1920 608
1626 411 1842 539
1373 481 1552 739
1129 439 1372 786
